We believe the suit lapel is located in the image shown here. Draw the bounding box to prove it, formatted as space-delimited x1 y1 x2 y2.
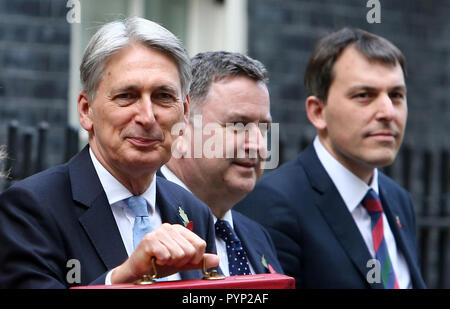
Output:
300 145 384 289
379 182 425 288
156 178 184 226
69 146 128 271
155 178 204 280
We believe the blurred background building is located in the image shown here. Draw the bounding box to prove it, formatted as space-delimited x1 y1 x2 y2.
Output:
0 0 448 288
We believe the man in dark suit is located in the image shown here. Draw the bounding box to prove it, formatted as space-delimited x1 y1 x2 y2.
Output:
0 17 219 288
235 28 426 289
159 51 283 276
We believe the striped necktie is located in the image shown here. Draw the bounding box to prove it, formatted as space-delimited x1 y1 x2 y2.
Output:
362 189 399 289
126 196 153 250
215 219 251 276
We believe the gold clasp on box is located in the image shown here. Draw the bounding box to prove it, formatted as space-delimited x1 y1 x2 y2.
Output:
134 257 157 285
202 257 225 280
134 256 225 284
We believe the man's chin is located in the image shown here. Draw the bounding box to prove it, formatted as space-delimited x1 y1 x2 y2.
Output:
366 154 397 169
122 155 168 174
227 179 256 196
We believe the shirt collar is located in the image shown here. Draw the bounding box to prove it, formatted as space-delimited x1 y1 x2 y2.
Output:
89 147 156 214
160 165 191 193
213 210 234 229
160 165 234 227
313 136 378 212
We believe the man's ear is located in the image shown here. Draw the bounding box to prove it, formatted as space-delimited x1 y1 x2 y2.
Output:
182 94 190 125
78 91 93 132
305 95 327 131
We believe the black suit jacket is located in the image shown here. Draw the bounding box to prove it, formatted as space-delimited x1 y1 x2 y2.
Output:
157 169 284 275
0 147 216 288
234 144 426 289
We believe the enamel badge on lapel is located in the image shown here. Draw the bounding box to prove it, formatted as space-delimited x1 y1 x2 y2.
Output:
178 206 194 231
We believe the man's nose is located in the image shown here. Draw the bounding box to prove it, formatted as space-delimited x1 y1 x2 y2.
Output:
244 123 268 158
135 96 157 127
375 93 395 122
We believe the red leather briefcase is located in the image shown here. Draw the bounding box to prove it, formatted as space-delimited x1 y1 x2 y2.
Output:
72 257 295 289
72 273 294 289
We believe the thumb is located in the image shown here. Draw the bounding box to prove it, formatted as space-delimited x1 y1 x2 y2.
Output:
179 253 220 272
200 253 221 270
153 253 220 278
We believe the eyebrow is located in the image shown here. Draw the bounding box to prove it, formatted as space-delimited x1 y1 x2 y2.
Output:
155 85 180 96
346 84 407 95
109 84 181 96
226 112 272 124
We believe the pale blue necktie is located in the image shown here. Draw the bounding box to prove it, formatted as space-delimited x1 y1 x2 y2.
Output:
126 196 153 250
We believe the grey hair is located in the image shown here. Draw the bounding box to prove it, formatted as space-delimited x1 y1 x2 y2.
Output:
189 51 268 117
80 17 191 101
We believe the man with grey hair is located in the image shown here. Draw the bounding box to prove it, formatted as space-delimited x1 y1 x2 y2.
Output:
0 17 219 288
158 51 283 276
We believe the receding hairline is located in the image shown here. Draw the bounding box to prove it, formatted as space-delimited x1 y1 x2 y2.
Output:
330 43 406 84
190 74 269 116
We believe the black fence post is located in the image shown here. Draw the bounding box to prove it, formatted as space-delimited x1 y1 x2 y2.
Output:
21 128 34 179
401 145 412 191
35 122 49 173
65 126 79 162
437 149 449 288
419 150 433 285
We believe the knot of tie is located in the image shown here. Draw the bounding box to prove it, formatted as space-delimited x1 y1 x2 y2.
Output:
362 188 384 213
127 196 149 217
126 196 153 249
215 219 240 244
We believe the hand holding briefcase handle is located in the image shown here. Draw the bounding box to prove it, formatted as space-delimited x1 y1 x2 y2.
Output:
135 256 225 285
110 223 220 284
73 256 295 289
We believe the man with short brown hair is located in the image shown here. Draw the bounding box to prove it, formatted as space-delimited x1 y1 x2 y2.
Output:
235 28 426 289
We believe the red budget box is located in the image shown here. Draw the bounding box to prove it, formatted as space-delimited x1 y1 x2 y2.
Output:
71 273 295 289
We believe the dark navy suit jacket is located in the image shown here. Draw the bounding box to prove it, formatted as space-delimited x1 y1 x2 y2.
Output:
234 144 426 289
156 169 284 275
0 147 217 288
232 210 283 275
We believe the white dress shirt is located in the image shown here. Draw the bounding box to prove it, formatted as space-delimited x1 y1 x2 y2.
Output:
160 165 256 276
313 136 411 288
89 149 181 284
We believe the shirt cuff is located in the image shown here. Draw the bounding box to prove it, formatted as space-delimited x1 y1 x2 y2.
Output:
105 268 115 285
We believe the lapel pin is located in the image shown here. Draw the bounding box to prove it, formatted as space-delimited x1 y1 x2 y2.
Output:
178 206 194 231
396 216 402 229
261 254 277 274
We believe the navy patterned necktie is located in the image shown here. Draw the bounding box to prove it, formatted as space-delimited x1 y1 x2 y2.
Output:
215 219 251 276
126 196 153 250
